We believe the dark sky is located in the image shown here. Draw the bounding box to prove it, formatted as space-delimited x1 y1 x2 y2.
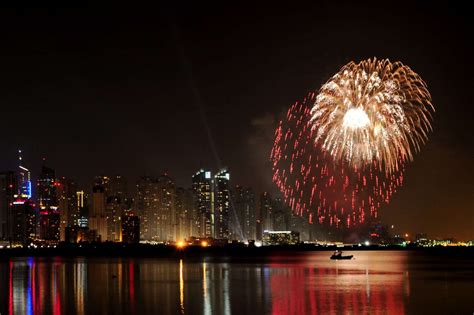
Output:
0 2 472 239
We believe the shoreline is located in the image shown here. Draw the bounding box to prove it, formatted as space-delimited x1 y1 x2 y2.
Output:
1 244 473 259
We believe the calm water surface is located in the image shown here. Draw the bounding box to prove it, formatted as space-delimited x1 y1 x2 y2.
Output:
1 251 473 314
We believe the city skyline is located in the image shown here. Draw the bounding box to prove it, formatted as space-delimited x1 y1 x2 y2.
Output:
0 149 470 243
0 3 473 241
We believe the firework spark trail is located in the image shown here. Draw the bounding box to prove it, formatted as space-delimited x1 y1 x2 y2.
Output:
310 58 434 173
270 59 434 228
271 93 407 228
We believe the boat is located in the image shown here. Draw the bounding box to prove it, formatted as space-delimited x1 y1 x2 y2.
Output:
330 251 353 260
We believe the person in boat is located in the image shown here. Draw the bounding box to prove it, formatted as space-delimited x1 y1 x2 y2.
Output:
333 250 342 257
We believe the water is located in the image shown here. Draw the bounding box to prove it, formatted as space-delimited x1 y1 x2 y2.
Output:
0 251 473 314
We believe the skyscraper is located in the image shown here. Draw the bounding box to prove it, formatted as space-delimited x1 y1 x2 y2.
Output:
135 174 176 241
57 177 78 241
175 187 195 241
89 176 108 241
108 175 128 203
156 174 175 241
121 211 140 244
257 192 273 241
2 152 35 244
76 190 88 227
192 169 213 238
17 150 32 199
106 175 128 242
232 186 256 241
136 176 158 241
38 164 60 241
0 171 16 240
10 199 36 246
106 195 123 242
214 169 230 239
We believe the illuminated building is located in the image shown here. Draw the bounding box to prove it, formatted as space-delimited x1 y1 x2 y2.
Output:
192 169 213 238
156 174 175 241
136 176 159 241
76 190 88 227
89 176 108 241
0 171 16 240
78 216 88 228
136 174 176 241
106 175 129 242
10 198 36 246
231 186 256 241
38 164 60 241
175 187 195 241
57 177 78 241
257 192 273 241
121 212 140 243
17 150 32 199
214 169 230 239
106 196 122 241
77 190 84 210
262 230 300 246
108 175 128 201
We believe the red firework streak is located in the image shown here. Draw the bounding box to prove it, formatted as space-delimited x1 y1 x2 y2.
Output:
270 93 405 228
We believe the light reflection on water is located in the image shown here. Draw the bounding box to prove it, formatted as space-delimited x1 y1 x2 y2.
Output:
0 251 473 314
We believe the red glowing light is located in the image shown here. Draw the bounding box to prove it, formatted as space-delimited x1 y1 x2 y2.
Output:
270 93 405 228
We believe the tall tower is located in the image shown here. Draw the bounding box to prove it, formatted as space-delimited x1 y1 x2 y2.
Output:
89 176 108 241
106 175 128 242
175 187 195 241
121 211 140 244
10 199 36 246
108 175 128 203
17 150 32 199
76 190 88 227
232 186 256 241
38 164 60 241
135 175 176 242
257 192 273 241
0 171 16 240
156 174 175 241
136 176 159 241
192 169 213 238
57 177 77 241
214 169 230 239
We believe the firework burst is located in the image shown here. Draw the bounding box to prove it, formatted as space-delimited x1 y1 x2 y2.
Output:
271 95 407 227
311 58 434 172
271 59 434 227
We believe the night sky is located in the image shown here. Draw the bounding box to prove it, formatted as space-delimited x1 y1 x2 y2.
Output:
0 2 472 239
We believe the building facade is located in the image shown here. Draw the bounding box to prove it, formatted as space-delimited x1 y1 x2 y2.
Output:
17 150 32 199
0 171 16 240
155 174 175 241
106 175 129 242
257 192 273 241
262 230 300 245
214 169 230 239
135 175 176 242
192 170 213 238
232 186 256 241
57 177 78 241
10 199 36 246
175 187 195 241
121 212 140 243
89 176 108 241
38 165 60 241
